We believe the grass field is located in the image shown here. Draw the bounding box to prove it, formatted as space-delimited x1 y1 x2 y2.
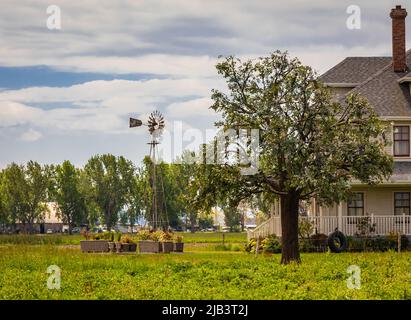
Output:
0 243 410 300
0 232 247 245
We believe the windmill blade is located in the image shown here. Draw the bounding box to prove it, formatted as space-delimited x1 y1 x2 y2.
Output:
129 118 143 128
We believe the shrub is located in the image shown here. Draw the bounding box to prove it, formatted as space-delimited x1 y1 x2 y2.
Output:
159 231 174 242
261 235 281 253
244 237 263 254
174 234 183 243
298 218 314 239
355 216 376 237
121 235 135 244
150 231 162 242
347 234 409 252
137 230 151 240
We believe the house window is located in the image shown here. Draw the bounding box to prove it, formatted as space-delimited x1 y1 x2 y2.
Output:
347 193 364 216
393 126 410 156
394 192 410 215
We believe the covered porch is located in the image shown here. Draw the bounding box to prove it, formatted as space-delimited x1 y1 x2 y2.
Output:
248 182 411 240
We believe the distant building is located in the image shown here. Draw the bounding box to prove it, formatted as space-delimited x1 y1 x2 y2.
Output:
16 202 66 233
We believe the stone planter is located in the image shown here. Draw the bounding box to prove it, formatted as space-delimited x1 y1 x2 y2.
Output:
128 243 137 252
80 240 109 253
174 242 184 253
162 241 174 253
122 243 130 252
139 240 161 253
108 242 116 253
115 242 122 253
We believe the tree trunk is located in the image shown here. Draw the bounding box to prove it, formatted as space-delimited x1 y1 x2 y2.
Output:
280 191 301 264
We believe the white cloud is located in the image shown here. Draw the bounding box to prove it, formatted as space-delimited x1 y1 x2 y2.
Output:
20 129 42 142
0 78 224 135
167 97 215 118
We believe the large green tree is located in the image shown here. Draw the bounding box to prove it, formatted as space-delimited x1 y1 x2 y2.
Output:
84 154 135 230
201 52 393 264
52 160 87 234
1 162 52 233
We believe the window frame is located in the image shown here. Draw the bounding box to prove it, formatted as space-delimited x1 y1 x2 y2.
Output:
393 125 410 157
393 191 411 216
347 192 365 217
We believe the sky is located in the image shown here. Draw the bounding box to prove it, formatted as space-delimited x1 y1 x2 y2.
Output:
0 0 410 169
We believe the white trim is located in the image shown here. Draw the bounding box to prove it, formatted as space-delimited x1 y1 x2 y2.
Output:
381 117 411 120
324 83 359 88
398 77 411 84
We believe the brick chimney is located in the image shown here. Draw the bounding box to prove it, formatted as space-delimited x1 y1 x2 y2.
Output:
390 5 408 72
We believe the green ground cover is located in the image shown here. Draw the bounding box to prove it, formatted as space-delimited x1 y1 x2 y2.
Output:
0 244 409 300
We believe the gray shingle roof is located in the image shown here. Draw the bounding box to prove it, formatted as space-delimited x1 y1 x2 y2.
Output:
343 50 411 116
320 57 392 84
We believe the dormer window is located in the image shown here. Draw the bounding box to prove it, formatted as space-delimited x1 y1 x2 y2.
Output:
393 126 410 156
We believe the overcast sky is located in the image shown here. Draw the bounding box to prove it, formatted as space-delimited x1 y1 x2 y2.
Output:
0 0 410 168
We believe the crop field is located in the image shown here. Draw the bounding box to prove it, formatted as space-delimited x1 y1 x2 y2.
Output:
0 240 410 300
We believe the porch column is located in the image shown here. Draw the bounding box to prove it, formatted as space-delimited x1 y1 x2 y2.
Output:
318 205 323 233
337 202 343 232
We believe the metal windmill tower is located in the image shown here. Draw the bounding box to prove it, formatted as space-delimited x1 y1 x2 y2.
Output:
130 111 168 230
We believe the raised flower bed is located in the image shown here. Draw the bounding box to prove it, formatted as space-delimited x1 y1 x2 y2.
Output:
160 232 174 253
80 240 109 253
139 240 161 253
174 235 184 252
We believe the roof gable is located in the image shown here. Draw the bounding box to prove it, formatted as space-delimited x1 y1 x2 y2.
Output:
343 49 411 117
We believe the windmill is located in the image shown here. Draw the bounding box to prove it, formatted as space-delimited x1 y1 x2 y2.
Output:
130 111 168 230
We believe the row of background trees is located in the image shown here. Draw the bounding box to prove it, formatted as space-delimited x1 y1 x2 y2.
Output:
0 153 260 234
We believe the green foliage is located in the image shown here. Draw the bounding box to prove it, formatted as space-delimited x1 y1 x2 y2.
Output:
2 246 409 299
347 234 409 252
84 154 136 230
115 231 122 242
159 231 174 242
121 235 135 244
193 51 393 263
244 238 263 254
150 231 162 242
136 230 151 241
355 216 377 237
198 216 214 229
223 205 241 232
0 162 52 232
298 218 314 239
261 235 281 253
51 160 87 233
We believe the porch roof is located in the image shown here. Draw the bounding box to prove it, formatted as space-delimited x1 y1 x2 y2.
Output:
352 161 411 186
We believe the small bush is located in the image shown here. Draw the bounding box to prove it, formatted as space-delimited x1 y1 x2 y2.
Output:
261 235 281 253
136 230 151 240
244 237 263 254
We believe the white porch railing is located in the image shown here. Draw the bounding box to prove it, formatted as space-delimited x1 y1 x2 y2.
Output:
247 214 411 240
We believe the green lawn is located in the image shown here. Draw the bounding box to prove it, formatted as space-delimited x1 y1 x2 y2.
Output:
0 244 410 300
0 232 247 245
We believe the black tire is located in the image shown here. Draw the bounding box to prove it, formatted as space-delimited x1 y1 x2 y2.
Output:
327 231 347 253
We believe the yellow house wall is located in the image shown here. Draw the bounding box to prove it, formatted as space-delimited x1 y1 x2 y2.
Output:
320 186 411 216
